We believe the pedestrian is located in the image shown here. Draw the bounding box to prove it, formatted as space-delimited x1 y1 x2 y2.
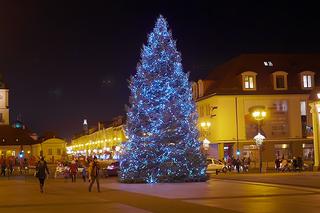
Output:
1 157 6 176
82 164 87 182
9 158 14 176
69 160 78 182
36 157 50 193
88 157 100 192
275 157 281 172
235 158 241 173
297 156 303 172
292 156 298 172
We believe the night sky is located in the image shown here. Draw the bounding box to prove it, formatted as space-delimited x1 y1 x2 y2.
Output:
0 1 319 139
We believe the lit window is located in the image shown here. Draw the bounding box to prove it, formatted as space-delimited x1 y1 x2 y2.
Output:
300 71 315 89
264 62 268 66
241 71 257 90
48 148 53 155
244 76 254 89
303 75 312 88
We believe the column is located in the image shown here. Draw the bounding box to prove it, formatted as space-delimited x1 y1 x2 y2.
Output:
310 102 320 170
218 143 224 160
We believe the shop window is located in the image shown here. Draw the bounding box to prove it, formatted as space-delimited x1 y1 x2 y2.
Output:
302 144 314 160
274 144 291 159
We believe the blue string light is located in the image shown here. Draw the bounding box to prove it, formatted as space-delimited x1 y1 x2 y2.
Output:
119 15 207 183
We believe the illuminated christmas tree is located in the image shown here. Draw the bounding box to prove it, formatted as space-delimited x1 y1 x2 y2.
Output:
120 15 206 183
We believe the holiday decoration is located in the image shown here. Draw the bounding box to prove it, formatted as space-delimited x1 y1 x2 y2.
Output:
120 15 206 183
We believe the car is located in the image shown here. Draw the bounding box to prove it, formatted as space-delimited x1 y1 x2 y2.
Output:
103 161 120 176
206 158 227 174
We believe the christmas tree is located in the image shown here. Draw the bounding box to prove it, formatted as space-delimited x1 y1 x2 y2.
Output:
119 15 207 183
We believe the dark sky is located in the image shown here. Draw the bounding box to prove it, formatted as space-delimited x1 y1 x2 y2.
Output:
0 1 319 139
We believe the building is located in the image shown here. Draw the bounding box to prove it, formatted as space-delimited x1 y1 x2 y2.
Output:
0 74 66 163
68 116 126 160
0 74 9 125
193 54 320 168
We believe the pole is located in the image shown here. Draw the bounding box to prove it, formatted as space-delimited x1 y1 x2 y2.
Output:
258 120 262 173
259 145 262 173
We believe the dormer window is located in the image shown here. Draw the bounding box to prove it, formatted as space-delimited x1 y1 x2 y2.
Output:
198 80 204 97
272 71 288 90
300 71 315 89
191 82 198 100
241 71 257 91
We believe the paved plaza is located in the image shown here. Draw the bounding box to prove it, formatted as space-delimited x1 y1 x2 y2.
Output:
1 173 320 213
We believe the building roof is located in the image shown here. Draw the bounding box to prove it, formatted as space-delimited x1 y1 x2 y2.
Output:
202 54 320 96
0 125 39 146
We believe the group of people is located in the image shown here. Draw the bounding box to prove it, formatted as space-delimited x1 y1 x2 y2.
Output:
0 157 30 176
35 156 101 193
274 156 304 172
225 156 251 173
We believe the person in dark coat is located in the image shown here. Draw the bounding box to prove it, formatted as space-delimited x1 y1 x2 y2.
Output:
1 157 6 176
275 157 281 172
88 157 101 192
36 157 50 193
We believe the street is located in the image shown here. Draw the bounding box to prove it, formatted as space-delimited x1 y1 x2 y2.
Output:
1 173 320 213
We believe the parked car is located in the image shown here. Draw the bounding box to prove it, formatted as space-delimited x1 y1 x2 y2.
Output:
206 158 227 174
103 161 120 176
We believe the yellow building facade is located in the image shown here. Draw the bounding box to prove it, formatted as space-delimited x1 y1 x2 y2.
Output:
193 54 319 168
32 138 67 163
68 124 126 159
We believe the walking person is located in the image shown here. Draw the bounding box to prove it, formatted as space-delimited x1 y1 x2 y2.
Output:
36 157 50 193
1 157 6 176
88 157 100 192
69 160 78 182
235 158 241 173
275 157 281 172
82 164 87 182
8 158 14 176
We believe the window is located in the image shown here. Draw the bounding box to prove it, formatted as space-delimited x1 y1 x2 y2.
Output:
191 82 198 100
198 80 204 97
244 76 254 89
241 71 257 91
300 71 315 89
275 75 285 89
303 75 312 88
48 148 53 155
272 71 288 90
57 148 61 155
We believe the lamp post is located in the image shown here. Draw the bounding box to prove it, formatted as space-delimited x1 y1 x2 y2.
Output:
200 121 211 155
251 108 266 173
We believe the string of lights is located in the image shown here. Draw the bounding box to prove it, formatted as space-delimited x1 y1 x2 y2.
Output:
119 15 206 183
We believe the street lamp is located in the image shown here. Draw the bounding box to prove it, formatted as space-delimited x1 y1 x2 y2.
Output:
251 107 266 173
200 121 211 154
